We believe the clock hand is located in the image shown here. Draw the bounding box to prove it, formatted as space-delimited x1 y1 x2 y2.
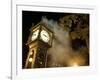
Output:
34 34 36 36
32 34 36 36
43 34 47 37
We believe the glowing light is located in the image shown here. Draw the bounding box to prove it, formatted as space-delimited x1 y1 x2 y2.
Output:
73 63 79 67
68 60 79 67
68 57 84 67
29 58 33 62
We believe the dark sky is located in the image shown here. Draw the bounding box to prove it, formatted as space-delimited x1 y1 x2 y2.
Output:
22 11 70 68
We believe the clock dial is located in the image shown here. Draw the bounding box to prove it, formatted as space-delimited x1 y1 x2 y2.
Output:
40 30 50 43
31 30 39 41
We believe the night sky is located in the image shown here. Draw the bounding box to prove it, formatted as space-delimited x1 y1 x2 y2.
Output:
22 11 70 68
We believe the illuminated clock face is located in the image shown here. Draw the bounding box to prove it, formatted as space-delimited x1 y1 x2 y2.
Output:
31 30 39 41
40 30 50 43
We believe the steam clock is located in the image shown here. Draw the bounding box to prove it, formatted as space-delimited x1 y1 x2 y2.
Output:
25 22 53 68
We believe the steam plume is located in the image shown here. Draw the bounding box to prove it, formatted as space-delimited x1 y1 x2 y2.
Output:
41 17 87 67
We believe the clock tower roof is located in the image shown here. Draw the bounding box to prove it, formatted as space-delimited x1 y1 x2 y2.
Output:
30 21 53 33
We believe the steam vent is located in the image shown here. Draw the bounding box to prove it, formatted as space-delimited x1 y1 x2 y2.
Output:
22 11 89 68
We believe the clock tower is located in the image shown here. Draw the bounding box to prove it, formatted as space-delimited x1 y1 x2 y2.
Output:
25 22 53 68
